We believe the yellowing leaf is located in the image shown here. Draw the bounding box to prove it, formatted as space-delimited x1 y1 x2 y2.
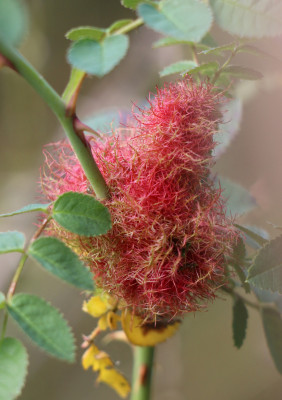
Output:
82 295 108 317
92 351 114 372
97 367 130 398
82 344 100 370
98 314 108 330
107 311 120 330
82 344 114 372
122 311 180 346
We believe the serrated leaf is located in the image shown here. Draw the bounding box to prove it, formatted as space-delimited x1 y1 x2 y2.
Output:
84 108 122 132
28 237 94 291
182 62 219 77
199 42 239 56
0 337 28 400
7 294 75 362
121 0 144 9
235 224 268 249
248 235 282 294
67 35 129 77
108 19 133 34
0 0 29 47
262 308 282 374
160 60 197 77
153 36 209 49
213 98 243 158
0 292 5 310
138 0 212 42
0 203 51 218
53 192 111 236
0 232 25 254
218 177 256 216
65 26 106 41
210 0 282 39
253 286 280 304
232 297 248 348
221 65 263 81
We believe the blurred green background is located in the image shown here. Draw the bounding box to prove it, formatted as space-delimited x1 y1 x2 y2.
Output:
1 1 282 399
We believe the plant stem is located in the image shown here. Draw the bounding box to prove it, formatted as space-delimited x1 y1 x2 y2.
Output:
114 18 143 35
131 346 155 400
7 253 28 301
1 312 8 341
0 38 109 200
221 286 275 311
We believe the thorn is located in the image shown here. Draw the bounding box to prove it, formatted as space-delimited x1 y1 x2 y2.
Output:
0 54 17 71
73 116 102 139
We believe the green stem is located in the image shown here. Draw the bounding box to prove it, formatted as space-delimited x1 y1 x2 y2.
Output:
114 18 143 35
7 253 28 301
211 47 239 85
1 312 8 341
221 286 273 311
131 346 155 400
0 38 109 200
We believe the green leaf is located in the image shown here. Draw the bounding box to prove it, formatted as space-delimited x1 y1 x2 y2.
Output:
121 0 144 9
218 177 256 216
7 294 75 362
232 297 248 348
213 98 243 158
108 19 133 34
221 65 263 81
247 235 282 294
65 26 106 41
160 60 197 77
53 192 111 236
235 224 268 249
0 292 5 310
85 108 122 132
138 0 212 42
262 308 282 374
199 42 239 56
0 0 29 47
153 36 209 49
0 232 25 254
210 0 282 38
28 237 94 291
0 203 51 218
67 35 129 77
182 62 219 77
0 337 28 400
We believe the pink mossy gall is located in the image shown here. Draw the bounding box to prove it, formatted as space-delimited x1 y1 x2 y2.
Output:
41 79 238 321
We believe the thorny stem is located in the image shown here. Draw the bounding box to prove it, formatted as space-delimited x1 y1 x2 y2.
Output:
0 38 109 200
131 346 155 400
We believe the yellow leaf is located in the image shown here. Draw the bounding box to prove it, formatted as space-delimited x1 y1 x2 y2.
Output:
122 311 180 346
92 351 114 371
98 314 108 330
82 295 108 317
97 367 131 399
82 344 100 370
107 311 120 330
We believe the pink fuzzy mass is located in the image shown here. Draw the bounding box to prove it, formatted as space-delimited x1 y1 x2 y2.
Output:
41 80 238 320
